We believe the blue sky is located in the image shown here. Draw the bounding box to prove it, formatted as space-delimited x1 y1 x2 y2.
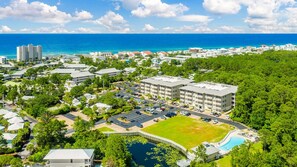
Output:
0 0 297 33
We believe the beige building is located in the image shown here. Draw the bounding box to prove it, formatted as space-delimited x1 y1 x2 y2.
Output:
140 76 192 100
180 82 237 112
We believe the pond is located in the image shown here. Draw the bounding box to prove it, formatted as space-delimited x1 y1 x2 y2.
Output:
128 142 168 167
95 142 169 167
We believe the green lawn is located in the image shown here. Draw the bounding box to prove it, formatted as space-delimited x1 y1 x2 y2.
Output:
98 127 114 132
142 115 234 149
4 81 21 87
216 155 231 167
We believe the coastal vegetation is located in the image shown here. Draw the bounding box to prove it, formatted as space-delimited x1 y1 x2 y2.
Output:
160 50 297 166
143 115 233 149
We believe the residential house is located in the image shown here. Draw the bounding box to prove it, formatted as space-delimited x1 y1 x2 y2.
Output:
43 149 95 167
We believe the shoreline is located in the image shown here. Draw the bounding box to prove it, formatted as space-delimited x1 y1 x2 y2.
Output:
4 43 297 60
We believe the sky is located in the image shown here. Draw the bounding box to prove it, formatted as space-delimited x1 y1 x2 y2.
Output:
0 0 297 33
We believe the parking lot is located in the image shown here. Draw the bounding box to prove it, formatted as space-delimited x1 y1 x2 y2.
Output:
66 81 247 134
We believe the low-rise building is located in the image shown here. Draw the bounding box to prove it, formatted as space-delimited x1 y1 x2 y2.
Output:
124 67 136 74
92 102 112 113
51 68 76 75
8 123 24 131
63 63 89 70
95 68 122 77
3 133 17 148
44 149 95 167
71 71 95 84
192 142 220 161
11 69 27 79
180 82 237 112
140 76 193 100
0 56 7 64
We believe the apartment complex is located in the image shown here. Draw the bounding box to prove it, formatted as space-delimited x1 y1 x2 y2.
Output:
17 44 42 62
180 82 237 112
95 68 122 77
140 76 192 99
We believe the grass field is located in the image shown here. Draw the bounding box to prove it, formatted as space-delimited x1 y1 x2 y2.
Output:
216 155 231 167
142 115 234 149
4 81 21 86
98 127 114 132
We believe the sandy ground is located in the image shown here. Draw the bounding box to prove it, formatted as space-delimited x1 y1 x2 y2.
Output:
56 115 74 129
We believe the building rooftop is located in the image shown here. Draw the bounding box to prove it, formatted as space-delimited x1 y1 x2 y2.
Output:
0 109 10 115
44 149 94 160
71 71 95 78
8 123 24 131
93 102 112 109
95 68 122 75
180 82 238 96
3 133 17 141
8 117 24 124
51 68 76 74
63 63 89 69
12 69 27 76
141 76 193 87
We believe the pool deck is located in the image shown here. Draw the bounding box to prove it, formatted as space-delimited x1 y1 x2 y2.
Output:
212 129 257 155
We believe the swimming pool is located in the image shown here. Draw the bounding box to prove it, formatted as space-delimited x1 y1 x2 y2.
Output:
219 136 245 151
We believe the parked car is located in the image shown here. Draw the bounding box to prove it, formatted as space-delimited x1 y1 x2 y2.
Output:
136 122 143 128
153 119 159 122
213 119 219 124
155 108 162 112
136 111 141 115
181 111 191 116
165 112 177 118
201 117 212 122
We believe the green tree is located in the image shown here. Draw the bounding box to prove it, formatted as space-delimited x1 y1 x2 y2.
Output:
147 143 182 167
33 112 67 148
102 135 131 167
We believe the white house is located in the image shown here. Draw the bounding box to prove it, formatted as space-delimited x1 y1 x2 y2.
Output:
8 117 24 124
0 109 9 115
44 149 95 167
3 133 17 148
92 102 112 113
8 123 24 131
3 112 18 119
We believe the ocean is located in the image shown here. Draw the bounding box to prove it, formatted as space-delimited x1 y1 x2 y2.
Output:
1 34 297 59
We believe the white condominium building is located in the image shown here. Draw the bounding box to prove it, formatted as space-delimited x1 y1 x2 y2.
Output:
180 82 237 112
17 44 42 62
140 76 193 100
0 56 7 64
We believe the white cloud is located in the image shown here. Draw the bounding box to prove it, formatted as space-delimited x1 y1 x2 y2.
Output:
0 0 72 24
0 0 94 24
203 0 241 14
218 26 243 32
131 0 188 18
74 10 93 20
0 25 14 33
143 24 157 32
178 15 211 23
203 0 297 32
162 27 174 31
77 27 94 33
93 11 130 32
